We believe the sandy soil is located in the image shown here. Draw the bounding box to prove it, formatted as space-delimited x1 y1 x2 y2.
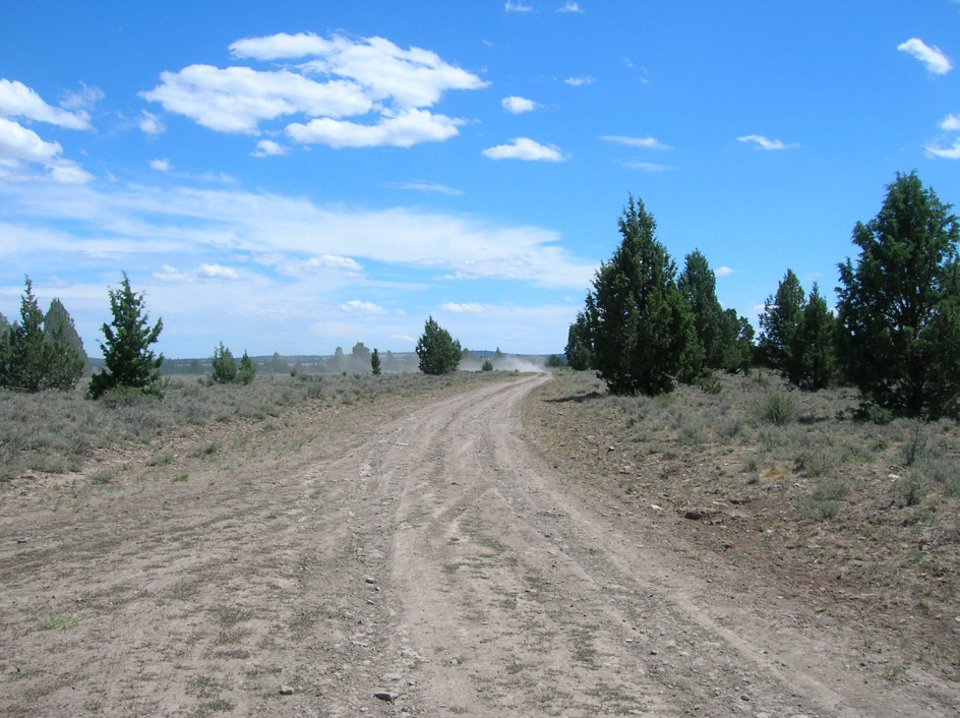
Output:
1 374 957 717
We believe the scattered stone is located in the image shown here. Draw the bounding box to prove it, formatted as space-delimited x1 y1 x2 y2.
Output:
382 673 403 682
279 685 295 695
374 691 398 702
365 577 377 585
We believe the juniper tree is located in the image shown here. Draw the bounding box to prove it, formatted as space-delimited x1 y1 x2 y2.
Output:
0 278 84 391
758 269 806 374
584 195 701 396
679 249 727 372
238 350 257 385
370 348 381 376
211 342 238 383
416 316 461 375
837 171 960 418
88 273 164 399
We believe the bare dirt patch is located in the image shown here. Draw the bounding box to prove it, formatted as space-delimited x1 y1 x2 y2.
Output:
2 371 958 716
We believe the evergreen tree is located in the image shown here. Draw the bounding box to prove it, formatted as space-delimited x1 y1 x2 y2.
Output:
758 269 806 373
211 342 238 383
837 171 960 418
718 309 755 375
238 350 257 385
416 316 461 375
44 298 88 368
0 278 84 391
370 348 381 375
0 311 9 336
564 311 594 371
585 195 700 396
88 273 164 399
790 283 836 390
679 249 725 371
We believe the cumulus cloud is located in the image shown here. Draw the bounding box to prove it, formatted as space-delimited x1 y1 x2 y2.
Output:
251 139 289 157
149 158 173 171
0 117 93 184
286 109 463 148
502 96 538 114
198 263 241 280
715 266 735 277
263 254 364 277
139 110 165 135
565 76 594 86
340 300 386 314
482 137 566 161
600 135 670 150
557 2 583 11
154 263 242 283
0 79 93 129
505 1 533 11
941 114 960 131
59 83 104 112
144 33 488 149
737 134 799 150
0 80 95 184
898 38 953 75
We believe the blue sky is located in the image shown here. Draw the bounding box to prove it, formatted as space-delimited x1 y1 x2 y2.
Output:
1 1 958 359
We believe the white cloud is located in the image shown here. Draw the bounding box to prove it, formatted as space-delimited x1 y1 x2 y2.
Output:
384 180 464 196
502 96 538 114
940 114 960 131
565 76 594 86
898 38 953 75
715 266 735 277
145 33 488 150
737 134 799 150
925 140 960 160
59 83 104 112
442 302 485 313
600 135 670 150
286 109 463 148
262 254 364 277
557 2 583 11
198 263 241 280
505 2 533 11
0 117 93 184
251 139 289 157
0 79 92 129
139 110 165 135
340 300 386 314
149 158 173 171
482 137 566 161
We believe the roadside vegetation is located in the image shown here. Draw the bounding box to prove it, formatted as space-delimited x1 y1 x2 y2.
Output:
525 368 960 678
0 370 515 482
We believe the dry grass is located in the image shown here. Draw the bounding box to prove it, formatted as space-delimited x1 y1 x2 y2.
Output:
0 370 518 481
525 368 960 678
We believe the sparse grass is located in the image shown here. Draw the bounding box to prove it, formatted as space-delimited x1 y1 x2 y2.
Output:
38 612 79 631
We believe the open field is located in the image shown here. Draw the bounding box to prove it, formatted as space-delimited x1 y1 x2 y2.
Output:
1 370 958 716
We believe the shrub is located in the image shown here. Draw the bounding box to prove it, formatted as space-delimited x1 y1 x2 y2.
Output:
757 392 797 426
211 343 238 384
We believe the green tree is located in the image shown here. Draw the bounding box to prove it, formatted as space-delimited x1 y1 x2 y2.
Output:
371 347 381 375
790 283 836 390
678 249 726 371
837 171 960 418
0 278 84 391
0 310 10 336
584 195 700 396
758 269 806 374
718 309 755 375
44 298 88 369
211 342 237 383
545 354 566 368
481 359 494 371
564 311 594 371
416 316 461 375
88 273 164 399
238 350 257 385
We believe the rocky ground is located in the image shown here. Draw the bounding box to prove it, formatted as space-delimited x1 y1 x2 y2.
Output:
1 372 958 716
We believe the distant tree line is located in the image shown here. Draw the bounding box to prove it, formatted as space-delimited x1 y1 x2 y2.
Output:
567 172 960 419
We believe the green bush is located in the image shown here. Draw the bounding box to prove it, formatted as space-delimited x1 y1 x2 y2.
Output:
757 392 797 426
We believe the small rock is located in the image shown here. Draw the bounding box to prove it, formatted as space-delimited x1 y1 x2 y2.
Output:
279 685 295 695
365 577 377 585
382 673 403 682
374 691 398 702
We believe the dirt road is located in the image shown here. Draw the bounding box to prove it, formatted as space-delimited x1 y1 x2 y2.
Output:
1 374 956 716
